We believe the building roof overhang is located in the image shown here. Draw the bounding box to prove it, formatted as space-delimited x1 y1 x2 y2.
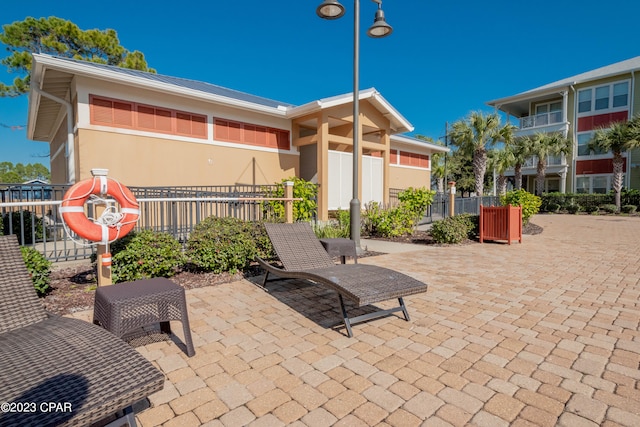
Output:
288 88 414 134
390 134 449 153
28 54 415 141
487 55 640 117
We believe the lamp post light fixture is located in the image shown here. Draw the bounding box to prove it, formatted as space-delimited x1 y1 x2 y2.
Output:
316 0 392 250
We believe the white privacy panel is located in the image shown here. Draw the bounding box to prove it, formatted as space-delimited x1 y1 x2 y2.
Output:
328 151 383 210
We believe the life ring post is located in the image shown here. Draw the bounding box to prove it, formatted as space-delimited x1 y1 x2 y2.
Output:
97 244 112 286
92 168 113 286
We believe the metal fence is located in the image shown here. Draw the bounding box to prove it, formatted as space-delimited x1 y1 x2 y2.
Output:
431 194 501 219
0 183 284 262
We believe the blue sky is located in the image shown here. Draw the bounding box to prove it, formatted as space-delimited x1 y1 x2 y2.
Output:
1 0 640 167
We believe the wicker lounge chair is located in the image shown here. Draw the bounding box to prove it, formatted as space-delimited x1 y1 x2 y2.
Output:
256 222 428 337
0 235 165 427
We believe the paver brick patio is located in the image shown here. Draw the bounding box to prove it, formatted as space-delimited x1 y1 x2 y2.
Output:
68 214 640 426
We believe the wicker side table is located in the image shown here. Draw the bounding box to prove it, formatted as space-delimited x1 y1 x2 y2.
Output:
319 238 358 264
93 277 195 357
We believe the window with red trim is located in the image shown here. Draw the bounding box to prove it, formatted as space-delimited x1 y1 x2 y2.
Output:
89 95 208 139
214 119 290 150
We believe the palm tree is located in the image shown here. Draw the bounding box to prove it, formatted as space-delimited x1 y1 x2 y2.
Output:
431 152 446 193
589 116 640 211
510 136 532 190
449 112 506 196
489 147 516 195
527 132 572 196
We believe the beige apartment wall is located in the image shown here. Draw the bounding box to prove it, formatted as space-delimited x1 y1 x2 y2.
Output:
76 129 298 186
389 166 431 191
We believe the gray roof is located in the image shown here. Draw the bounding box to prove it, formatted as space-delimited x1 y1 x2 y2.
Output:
488 56 640 108
52 56 295 109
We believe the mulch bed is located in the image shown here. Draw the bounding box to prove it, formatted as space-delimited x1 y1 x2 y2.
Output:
43 222 543 316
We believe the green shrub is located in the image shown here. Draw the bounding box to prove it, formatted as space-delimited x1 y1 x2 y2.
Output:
429 214 478 244
186 217 272 274
2 210 44 244
546 202 560 213
621 205 637 214
584 205 599 214
20 246 52 296
362 201 414 238
500 190 541 225
362 188 435 238
397 187 435 225
90 231 138 263
263 177 317 222
600 204 618 214
314 209 350 239
566 204 581 214
112 229 185 283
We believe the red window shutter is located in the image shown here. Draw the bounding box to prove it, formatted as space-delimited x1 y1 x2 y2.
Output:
266 128 278 148
113 102 133 127
91 97 113 124
214 119 229 140
390 150 398 164
191 115 207 138
255 126 267 146
228 121 242 142
177 113 192 135
156 109 173 132
137 106 155 129
244 125 256 144
277 130 290 150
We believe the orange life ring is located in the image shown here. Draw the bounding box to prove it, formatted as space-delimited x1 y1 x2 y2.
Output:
60 176 139 243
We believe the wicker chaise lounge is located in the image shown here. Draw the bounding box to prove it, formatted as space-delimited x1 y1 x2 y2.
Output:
256 222 428 337
0 235 165 427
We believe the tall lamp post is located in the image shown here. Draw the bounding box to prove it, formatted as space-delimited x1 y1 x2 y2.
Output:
316 0 392 249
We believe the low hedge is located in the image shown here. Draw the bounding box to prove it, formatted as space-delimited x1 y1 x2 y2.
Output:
185 216 273 274
111 230 186 283
430 214 478 244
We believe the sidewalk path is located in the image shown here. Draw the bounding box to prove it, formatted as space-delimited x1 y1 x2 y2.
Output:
75 214 640 426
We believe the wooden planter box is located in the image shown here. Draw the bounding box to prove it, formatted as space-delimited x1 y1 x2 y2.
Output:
479 204 522 244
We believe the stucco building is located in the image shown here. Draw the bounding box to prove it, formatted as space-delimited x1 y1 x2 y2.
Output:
27 54 446 220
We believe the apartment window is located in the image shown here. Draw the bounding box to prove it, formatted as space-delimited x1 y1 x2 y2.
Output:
595 86 610 110
214 119 290 150
613 82 629 107
578 90 591 113
576 174 622 194
577 131 608 156
577 81 629 115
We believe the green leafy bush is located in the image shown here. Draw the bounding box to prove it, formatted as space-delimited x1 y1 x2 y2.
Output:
362 201 414 238
362 188 436 238
20 246 52 296
566 204 581 214
500 190 541 225
600 204 618 214
429 214 478 244
542 193 612 212
398 187 435 225
546 202 560 213
2 210 44 244
186 217 273 274
621 205 637 214
314 209 350 239
263 177 317 222
584 205 599 214
111 230 185 283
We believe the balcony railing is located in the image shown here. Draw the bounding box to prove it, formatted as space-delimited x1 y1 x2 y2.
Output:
520 111 563 129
